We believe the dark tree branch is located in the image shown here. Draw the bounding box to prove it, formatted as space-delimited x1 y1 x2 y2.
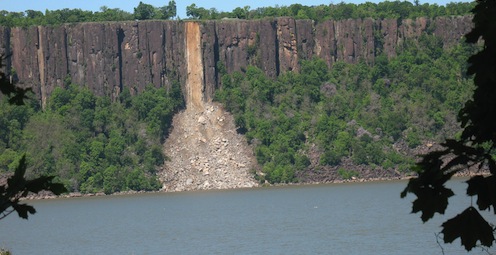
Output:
0 57 67 221
403 0 496 251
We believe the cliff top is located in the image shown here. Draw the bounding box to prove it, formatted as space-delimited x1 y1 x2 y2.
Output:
0 1 475 27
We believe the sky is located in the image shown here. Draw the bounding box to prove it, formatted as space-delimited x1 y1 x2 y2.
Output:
1 0 472 19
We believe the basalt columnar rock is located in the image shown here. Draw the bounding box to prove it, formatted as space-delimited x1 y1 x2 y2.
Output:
0 16 471 105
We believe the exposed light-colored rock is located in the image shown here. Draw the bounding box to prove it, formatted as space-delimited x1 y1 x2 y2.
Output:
159 22 258 192
160 103 259 192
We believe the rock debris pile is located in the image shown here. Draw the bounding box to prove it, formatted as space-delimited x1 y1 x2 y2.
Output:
160 103 258 192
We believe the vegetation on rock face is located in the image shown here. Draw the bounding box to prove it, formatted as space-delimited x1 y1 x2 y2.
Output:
0 82 183 194
0 1 475 27
215 35 478 183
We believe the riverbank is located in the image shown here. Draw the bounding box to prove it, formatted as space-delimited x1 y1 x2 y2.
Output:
19 175 407 200
20 167 487 201
14 173 410 200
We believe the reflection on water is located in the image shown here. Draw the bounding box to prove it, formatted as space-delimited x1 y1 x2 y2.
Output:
0 180 493 254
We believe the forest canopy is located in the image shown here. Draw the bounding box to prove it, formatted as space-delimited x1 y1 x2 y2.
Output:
215 35 477 183
0 81 183 194
0 1 475 27
185 1 475 21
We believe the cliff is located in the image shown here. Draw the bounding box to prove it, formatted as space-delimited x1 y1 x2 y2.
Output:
0 16 472 105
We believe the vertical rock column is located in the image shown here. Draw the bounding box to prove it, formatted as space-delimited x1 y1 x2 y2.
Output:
185 22 204 111
36 26 47 110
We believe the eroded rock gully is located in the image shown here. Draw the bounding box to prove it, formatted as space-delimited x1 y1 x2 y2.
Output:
159 22 258 191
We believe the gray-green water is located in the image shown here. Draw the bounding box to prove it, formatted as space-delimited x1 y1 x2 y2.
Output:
0 180 493 254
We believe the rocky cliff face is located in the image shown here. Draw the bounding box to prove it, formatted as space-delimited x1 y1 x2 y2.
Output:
0 16 472 105
3 21 187 107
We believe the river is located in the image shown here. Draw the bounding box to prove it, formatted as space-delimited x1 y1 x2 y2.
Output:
0 180 493 254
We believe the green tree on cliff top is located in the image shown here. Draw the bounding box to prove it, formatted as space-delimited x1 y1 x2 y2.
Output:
134 1 176 20
134 2 155 20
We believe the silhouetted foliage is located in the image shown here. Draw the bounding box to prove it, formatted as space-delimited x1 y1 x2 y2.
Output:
0 58 67 220
0 58 31 105
0 155 65 220
401 0 496 251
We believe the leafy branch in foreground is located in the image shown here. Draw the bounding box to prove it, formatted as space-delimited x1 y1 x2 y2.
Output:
0 56 31 106
0 57 67 220
402 0 496 251
0 155 66 220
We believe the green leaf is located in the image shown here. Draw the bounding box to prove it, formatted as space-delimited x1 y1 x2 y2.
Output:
410 184 454 222
487 156 496 175
0 155 67 220
7 154 27 190
401 149 455 208
8 87 32 106
441 155 469 172
442 206 495 251
12 203 36 219
466 175 496 213
25 176 67 195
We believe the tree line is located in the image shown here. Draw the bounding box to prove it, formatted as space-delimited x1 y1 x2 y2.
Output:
187 1 475 21
0 1 177 27
0 1 475 27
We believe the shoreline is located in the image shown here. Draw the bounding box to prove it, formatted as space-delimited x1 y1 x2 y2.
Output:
19 173 472 201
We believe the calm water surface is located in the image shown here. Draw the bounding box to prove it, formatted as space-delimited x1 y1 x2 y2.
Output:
0 180 493 254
